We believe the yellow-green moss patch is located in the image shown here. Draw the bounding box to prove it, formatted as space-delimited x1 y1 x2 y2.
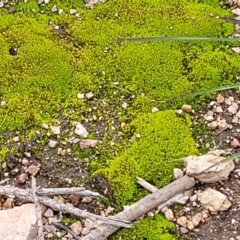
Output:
110 214 177 240
98 110 198 206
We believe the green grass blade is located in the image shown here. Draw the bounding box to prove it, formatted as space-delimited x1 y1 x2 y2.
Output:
165 83 240 102
199 151 240 174
116 36 240 42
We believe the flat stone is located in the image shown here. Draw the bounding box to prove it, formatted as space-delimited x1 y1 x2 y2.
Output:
184 150 234 183
0 204 37 240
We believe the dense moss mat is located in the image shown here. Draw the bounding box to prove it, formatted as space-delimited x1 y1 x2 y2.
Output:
110 214 177 240
0 0 238 130
97 110 198 206
0 0 238 239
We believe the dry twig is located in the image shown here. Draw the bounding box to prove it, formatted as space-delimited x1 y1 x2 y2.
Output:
31 177 44 240
0 185 133 228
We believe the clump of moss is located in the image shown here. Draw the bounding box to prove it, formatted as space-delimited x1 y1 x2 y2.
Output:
99 110 198 206
110 214 177 240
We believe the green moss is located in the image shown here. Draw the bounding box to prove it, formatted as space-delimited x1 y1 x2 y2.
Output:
99 110 198 206
0 146 11 162
110 214 177 240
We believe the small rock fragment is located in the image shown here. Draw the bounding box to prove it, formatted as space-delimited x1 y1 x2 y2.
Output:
13 136 19 142
177 216 187 227
18 173 28 184
175 109 182 115
198 188 232 211
44 208 54 218
164 208 175 221
81 197 92 203
181 104 192 113
207 121 218 130
217 119 228 131
231 138 240 148
70 221 83 236
105 206 114 216
151 107 159 113
42 123 49 129
173 168 183 179
75 123 88 138
79 139 102 149
225 98 232 105
228 102 239 114
216 94 224 103
70 195 80 207
70 9 78 15
85 92 94 99
180 226 188 234
191 213 202 227
26 165 40 176
77 93 85 99
48 140 57 148
51 5 57 12
2 198 14 209
216 106 223 113
50 126 61 135
122 102 128 108
187 221 194 231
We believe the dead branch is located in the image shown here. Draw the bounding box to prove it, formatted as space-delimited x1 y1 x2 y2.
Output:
0 185 133 228
31 177 44 240
80 175 195 240
137 177 158 192
37 187 104 198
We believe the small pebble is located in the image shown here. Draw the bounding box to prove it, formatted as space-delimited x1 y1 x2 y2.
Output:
70 9 77 14
85 92 94 99
181 104 192 113
122 102 128 108
51 5 57 12
151 107 159 113
231 138 240 148
218 119 228 131
48 140 57 148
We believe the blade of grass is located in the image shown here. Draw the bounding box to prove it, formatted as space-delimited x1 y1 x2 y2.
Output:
115 36 240 42
163 83 240 102
198 151 240 174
